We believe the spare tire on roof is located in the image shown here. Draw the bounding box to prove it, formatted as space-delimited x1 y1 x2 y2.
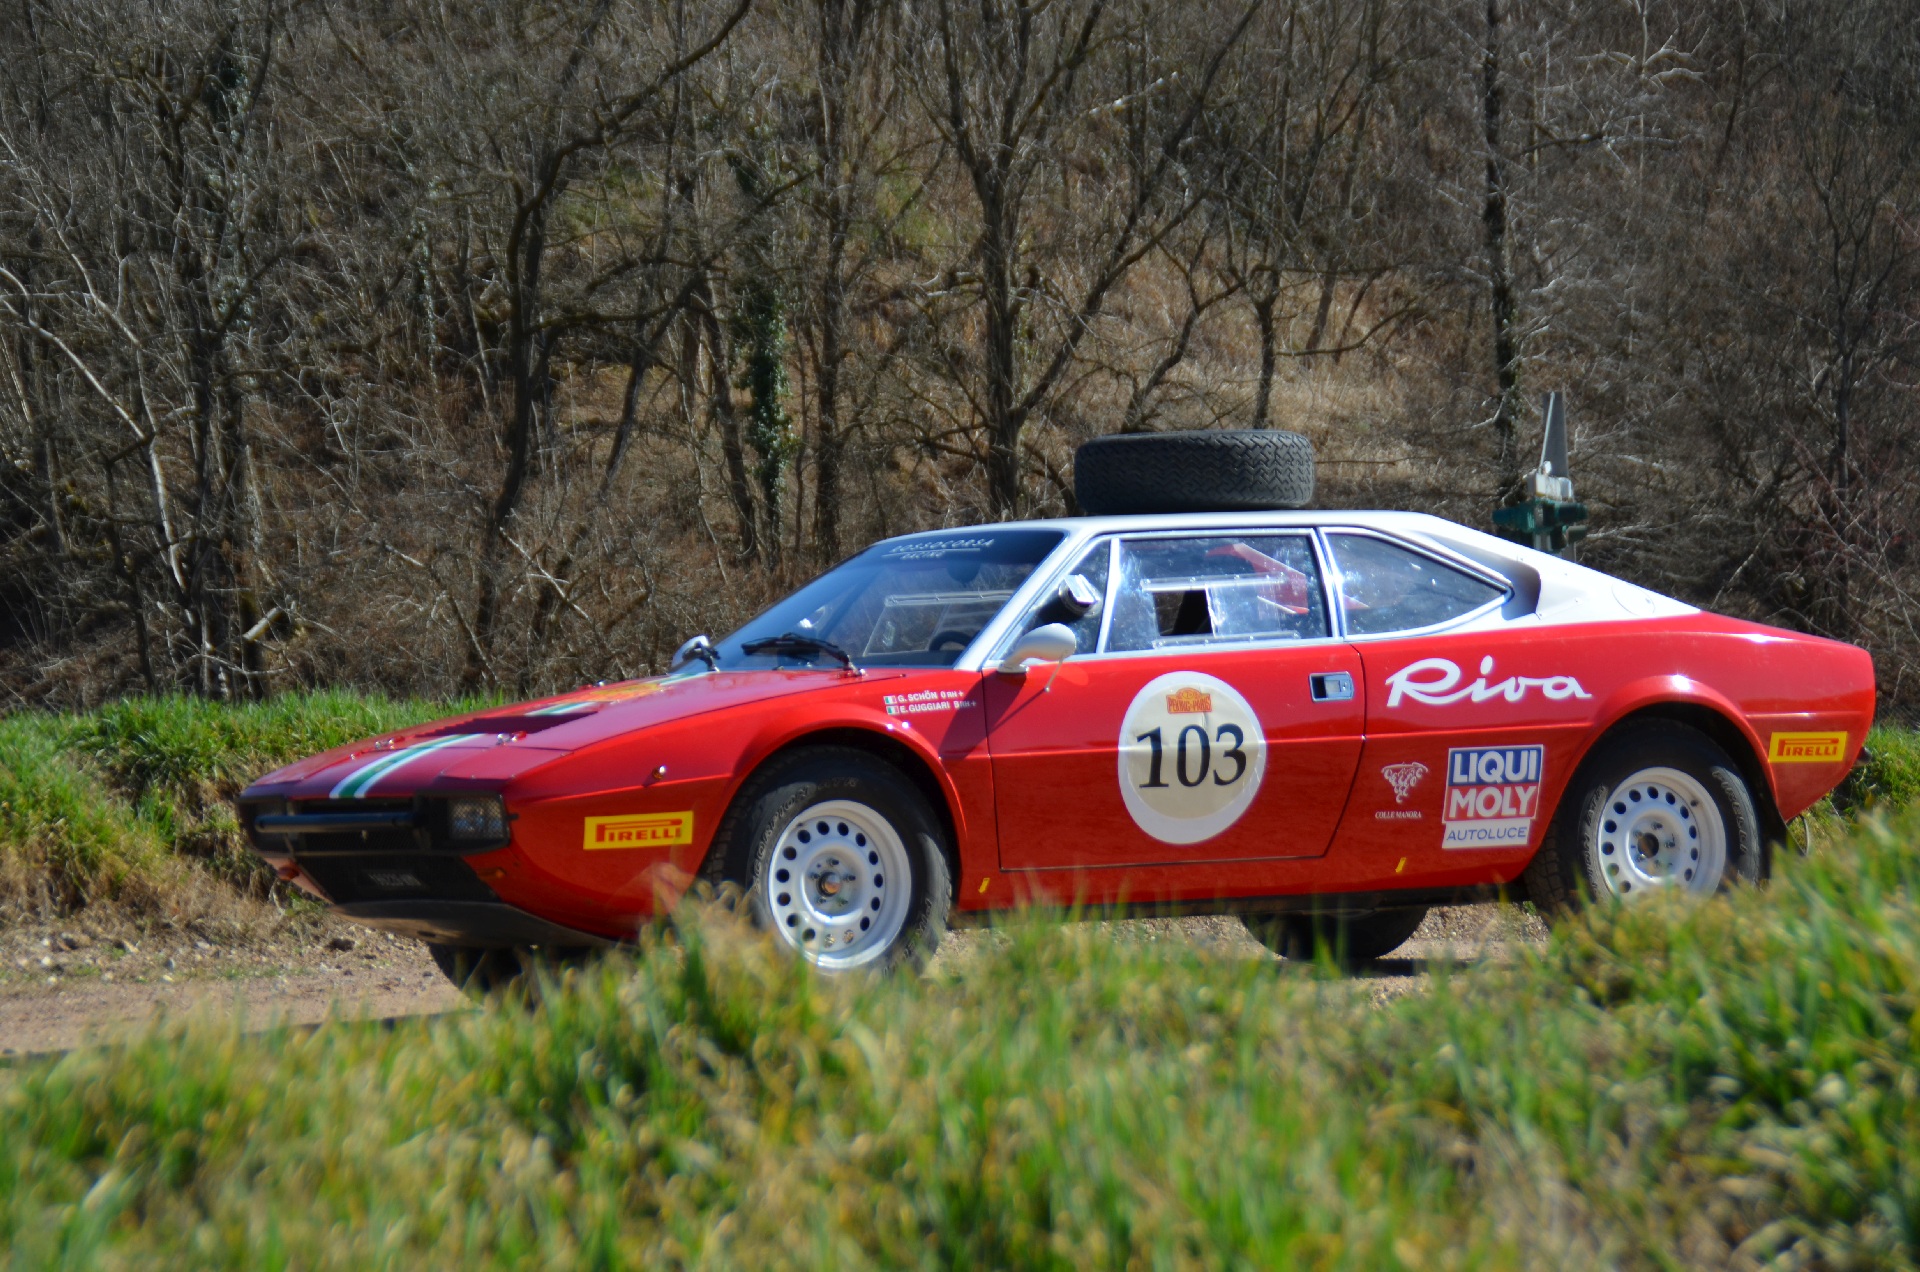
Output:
1074 429 1315 515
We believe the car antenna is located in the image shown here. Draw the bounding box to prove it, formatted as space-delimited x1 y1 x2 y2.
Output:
1491 390 1589 557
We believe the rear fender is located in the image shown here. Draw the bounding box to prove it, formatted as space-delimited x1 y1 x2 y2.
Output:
1575 676 1782 829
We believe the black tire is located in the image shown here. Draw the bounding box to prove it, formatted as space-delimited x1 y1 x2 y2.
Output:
427 943 527 996
1074 429 1315 515
1242 906 1429 967
709 747 952 972
427 943 595 998
1522 720 1765 914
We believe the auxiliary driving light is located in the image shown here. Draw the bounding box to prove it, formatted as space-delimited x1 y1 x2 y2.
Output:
444 795 509 845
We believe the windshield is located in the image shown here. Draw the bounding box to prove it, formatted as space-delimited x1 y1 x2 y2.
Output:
719 529 1067 669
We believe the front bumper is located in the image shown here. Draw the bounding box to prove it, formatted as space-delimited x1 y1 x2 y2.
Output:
241 795 609 951
335 900 613 949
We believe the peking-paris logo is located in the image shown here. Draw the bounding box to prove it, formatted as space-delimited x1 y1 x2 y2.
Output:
1165 686 1214 715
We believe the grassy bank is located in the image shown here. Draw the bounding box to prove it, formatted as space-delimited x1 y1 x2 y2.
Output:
0 693 477 920
4 806 1920 1268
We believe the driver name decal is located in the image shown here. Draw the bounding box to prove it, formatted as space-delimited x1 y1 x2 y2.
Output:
883 688 977 717
1118 672 1267 845
1386 656 1591 709
1442 745 1544 848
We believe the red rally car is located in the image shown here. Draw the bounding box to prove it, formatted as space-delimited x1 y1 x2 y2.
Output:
240 507 1874 981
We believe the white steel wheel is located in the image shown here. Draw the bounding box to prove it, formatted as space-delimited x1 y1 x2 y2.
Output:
1592 766 1728 898
1523 720 1765 915
762 799 913 969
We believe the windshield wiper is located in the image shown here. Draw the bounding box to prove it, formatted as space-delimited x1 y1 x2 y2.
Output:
739 632 861 674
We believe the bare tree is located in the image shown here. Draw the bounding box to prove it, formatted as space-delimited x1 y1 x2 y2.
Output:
907 0 1259 515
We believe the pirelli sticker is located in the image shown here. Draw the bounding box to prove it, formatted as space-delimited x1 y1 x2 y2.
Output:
583 812 694 850
1769 732 1847 764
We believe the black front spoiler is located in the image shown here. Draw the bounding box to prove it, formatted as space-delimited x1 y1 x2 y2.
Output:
335 900 615 950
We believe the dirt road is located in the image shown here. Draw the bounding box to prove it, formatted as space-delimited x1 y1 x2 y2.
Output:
0 906 1545 1057
0 922 466 1057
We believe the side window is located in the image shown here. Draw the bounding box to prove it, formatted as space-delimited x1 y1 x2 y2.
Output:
1025 540 1112 654
1105 535 1328 653
1328 533 1505 635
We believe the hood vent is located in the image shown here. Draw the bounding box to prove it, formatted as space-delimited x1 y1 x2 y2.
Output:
420 709 600 740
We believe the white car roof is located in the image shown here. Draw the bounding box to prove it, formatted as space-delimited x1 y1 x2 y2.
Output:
890 510 1695 653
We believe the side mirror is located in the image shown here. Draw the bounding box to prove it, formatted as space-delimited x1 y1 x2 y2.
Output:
997 623 1077 676
671 634 718 672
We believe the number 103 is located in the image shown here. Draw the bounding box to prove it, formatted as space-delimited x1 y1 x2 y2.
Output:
1135 724 1248 788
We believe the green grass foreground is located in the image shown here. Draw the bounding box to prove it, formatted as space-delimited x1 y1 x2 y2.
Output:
0 693 487 914
6 811 1920 1268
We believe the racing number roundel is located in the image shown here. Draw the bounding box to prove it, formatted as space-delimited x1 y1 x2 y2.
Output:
1118 672 1268 844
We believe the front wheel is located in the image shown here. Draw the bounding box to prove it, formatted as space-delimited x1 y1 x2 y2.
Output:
426 943 594 998
1523 721 1765 913
427 943 527 996
714 748 952 971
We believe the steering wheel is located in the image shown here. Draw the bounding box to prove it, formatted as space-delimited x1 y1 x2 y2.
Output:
928 629 972 654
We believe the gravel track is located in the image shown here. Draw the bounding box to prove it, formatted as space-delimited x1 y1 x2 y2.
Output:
0 906 1548 1058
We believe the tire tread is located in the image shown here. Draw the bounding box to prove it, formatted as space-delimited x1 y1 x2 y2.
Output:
1075 430 1315 515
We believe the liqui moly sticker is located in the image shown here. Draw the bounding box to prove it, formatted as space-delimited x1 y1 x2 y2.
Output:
1442 745 1544 849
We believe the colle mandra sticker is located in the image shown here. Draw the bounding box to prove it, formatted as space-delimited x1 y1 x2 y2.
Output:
1376 761 1430 821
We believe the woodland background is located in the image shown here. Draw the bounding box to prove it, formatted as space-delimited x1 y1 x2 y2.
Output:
1 0 1916 709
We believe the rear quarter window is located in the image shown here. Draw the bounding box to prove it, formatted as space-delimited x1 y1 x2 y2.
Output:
1328 533 1506 635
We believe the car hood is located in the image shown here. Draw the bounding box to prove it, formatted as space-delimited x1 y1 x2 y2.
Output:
245 669 876 800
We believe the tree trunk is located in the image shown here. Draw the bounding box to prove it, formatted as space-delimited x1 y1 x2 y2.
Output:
1481 0 1523 506
981 194 1023 515
1251 284 1279 428
698 297 760 561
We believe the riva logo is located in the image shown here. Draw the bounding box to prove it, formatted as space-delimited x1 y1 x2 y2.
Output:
1768 732 1847 763
583 812 694 850
1385 656 1591 709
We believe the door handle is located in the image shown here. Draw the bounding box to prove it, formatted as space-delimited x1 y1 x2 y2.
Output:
1310 672 1355 702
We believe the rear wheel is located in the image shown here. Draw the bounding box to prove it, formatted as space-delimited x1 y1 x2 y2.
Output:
1523 720 1765 913
1242 906 1429 967
713 748 952 971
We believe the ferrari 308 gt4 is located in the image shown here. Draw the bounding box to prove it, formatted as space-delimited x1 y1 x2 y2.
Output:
240 491 1873 981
